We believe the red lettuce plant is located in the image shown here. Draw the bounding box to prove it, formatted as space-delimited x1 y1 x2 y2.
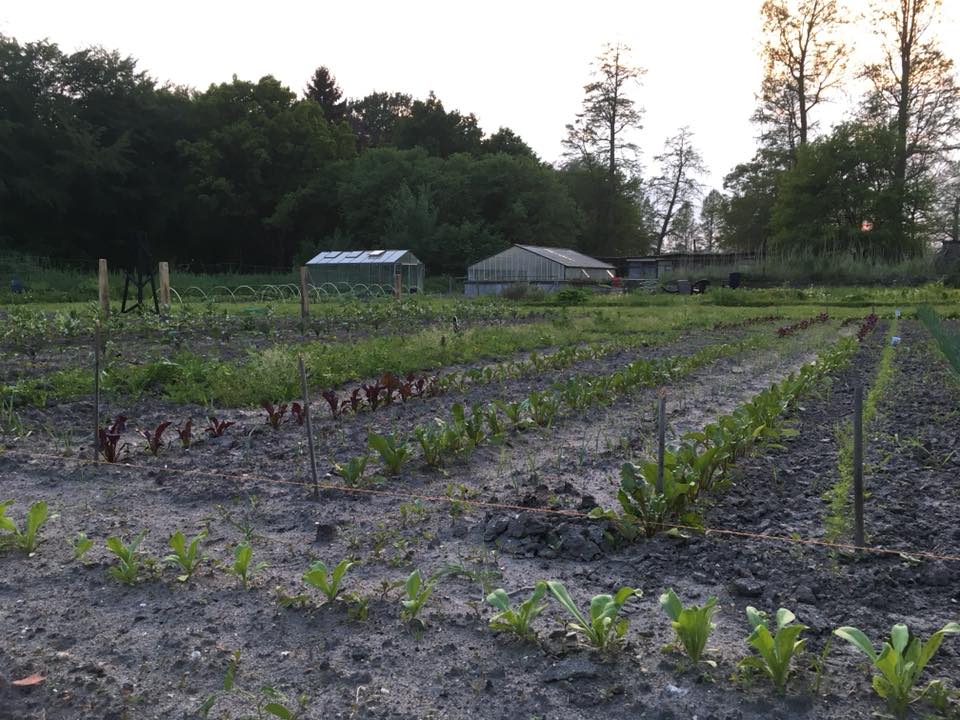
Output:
175 420 194 448
322 390 344 418
138 421 172 456
261 402 288 429
291 402 306 426
857 313 879 341
98 415 129 463
206 416 234 437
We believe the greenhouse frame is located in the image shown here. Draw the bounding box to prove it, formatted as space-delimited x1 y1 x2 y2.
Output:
305 249 425 295
464 244 615 296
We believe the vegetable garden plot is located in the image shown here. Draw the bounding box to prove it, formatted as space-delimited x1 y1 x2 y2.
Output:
4 314 960 720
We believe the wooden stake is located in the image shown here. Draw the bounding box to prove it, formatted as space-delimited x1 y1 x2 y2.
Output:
93 322 101 463
298 354 319 499
853 385 865 547
98 259 110 318
158 262 171 309
394 271 402 299
656 388 667 494
299 266 310 320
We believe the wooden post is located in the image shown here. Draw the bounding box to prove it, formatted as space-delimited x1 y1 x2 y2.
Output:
299 266 310 320
394 271 402 299
656 389 667 494
298 354 319 500
158 262 171 309
98 259 110 318
93 322 101 463
852 385 865 547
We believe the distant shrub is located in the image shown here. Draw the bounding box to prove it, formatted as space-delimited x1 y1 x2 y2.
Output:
501 284 546 301
554 287 590 306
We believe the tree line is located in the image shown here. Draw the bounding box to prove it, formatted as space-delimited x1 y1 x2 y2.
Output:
1 0 958 276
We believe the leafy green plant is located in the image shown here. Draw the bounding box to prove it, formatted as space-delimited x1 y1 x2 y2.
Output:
486 582 548 640
740 606 807 690
527 390 560 428
199 649 307 720
546 580 641 650
229 541 268 590
0 499 49 553
105 531 148 584
70 531 94 561
834 621 960 716
303 559 354 603
333 455 368 486
367 431 412 475
400 569 436 621
659 588 718 663
163 529 207 581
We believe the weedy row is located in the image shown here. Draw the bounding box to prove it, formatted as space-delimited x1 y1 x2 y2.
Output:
776 312 830 338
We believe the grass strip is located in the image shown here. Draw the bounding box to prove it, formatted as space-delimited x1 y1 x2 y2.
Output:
917 305 960 376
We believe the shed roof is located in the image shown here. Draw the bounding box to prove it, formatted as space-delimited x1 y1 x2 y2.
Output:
306 249 418 265
515 245 614 269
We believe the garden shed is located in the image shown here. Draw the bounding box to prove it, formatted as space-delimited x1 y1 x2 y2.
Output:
464 244 615 296
306 249 425 294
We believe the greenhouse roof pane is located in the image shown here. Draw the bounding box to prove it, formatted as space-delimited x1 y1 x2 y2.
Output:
306 250 413 265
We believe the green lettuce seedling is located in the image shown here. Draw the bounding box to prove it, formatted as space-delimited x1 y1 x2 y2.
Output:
741 606 807 690
106 531 148 584
547 580 641 650
230 542 268 590
303 559 354 603
659 588 718 663
367 432 412 476
164 530 207 581
0 499 49 553
486 582 548 640
401 569 435 621
70 532 94 562
834 621 960 716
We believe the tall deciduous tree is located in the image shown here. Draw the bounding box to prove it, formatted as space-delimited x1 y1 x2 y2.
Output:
863 0 960 249
649 128 707 254
348 91 411 149
755 0 850 158
700 190 728 252
305 66 346 122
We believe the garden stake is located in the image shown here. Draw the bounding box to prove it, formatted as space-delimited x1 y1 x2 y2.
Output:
93 322 101 464
853 385 865 547
298 354 319 499
299 266 310 320
656 388 667 494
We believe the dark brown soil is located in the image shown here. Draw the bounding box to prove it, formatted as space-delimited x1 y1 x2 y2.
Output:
1 319 958 720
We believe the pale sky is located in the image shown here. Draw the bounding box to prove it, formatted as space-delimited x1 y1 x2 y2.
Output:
3 0 959 190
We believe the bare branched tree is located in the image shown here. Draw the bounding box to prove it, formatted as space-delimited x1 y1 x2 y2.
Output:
649 128 707 255
755 0 850 156
563 44 646 185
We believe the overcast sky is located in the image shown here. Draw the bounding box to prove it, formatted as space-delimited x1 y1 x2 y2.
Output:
3 0 959 190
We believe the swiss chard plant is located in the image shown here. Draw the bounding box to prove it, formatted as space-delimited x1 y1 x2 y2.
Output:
659 588 718 664
98 415 129 462
0 499 49 553
486 582 548 641
261 402 288 430
368 431 412 476
834 621 960 717
303 559 354 603
333 455 369 486
106 531 148 585
229 541 268 590
740 607 807 690
138 421 172 456
546 580 641 650
321 390 344 418
163 529 207 581
70 531 94 561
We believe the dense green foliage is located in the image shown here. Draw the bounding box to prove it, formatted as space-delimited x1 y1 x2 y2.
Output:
0 36 645 276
